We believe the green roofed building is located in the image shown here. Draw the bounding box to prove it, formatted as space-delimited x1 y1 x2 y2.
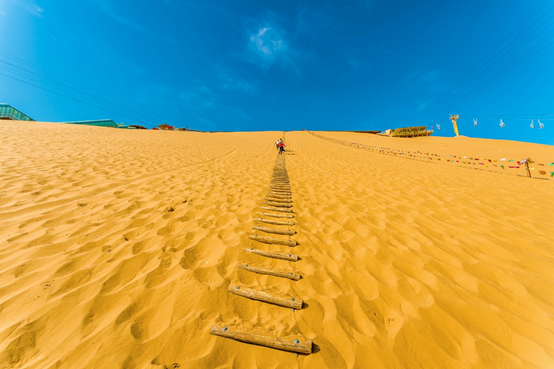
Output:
0 103 34 121
64 119 127 129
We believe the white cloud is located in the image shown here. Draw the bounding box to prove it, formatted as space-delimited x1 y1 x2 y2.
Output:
250 27 285 57
248 24 289 68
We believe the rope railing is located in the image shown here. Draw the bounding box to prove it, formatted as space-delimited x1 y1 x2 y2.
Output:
308 131 554 180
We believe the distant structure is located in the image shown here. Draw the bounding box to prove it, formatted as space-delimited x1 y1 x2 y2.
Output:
175 127 207 132
0 103 34 121
64 119 127 129
450 114 460 136
382 126 433 138
1 103 202 131
351 130 381 134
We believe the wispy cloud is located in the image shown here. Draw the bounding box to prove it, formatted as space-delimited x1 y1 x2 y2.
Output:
10 0 43 17
242 13 300 70
249 27 287 64
91 0 142 30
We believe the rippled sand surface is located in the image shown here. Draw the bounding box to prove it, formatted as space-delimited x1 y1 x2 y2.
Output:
1 122 553 368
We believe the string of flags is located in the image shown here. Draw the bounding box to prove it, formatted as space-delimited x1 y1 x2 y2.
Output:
308 131 554 178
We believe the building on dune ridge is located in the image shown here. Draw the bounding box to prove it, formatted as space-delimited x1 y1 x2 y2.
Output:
63 119 128 129
1 103 203 131
0 103 34 121
383 126 433 138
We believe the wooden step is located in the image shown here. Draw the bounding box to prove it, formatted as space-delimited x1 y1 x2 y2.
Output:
264 201 293 208
228 283 303 309
266 194 292 199
253 225 295 236
261 206 293 213
244 247 298 261
269 191 292 196
249 234 297 246
238 263 301 281
269 187 291 191
210 325 312 354
255 218 294 226
264 197 293 203
258 212 294 219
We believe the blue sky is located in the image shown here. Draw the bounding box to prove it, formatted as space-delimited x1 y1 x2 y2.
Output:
1 0 553 144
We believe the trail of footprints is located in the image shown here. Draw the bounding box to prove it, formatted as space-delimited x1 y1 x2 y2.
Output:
211 150 314 354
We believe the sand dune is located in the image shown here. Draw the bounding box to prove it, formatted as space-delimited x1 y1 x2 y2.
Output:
0 122 553 368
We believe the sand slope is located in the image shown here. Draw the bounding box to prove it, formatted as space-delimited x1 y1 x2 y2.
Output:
0 122 553 368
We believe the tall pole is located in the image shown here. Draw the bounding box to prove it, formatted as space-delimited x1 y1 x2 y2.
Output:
449 115 460 136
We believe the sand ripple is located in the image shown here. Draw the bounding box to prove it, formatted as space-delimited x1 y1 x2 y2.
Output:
0 123 553 368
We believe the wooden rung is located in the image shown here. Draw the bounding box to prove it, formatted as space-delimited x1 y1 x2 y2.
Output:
266 196 292 201
210 325 312 354
258 212 294 219
256 218 294 226
253 225 296 236
244 247 298 261
261 206 293 213
266 193 291 199
269 191 291 195
228 283 303 309
269 187 291 191
264 197 293 203
249 234 297 246
264 201 293 208
238 263 301 280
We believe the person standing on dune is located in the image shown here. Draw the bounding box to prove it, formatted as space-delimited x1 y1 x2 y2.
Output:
278 141 285 154
275 138 282 150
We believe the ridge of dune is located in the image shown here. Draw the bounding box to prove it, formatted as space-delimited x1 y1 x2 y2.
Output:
0 121 553 368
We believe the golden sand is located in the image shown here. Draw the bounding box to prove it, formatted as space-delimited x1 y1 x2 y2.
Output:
0 121 553 368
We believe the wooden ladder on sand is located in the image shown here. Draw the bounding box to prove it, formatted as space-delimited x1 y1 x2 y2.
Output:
210 139 314 355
